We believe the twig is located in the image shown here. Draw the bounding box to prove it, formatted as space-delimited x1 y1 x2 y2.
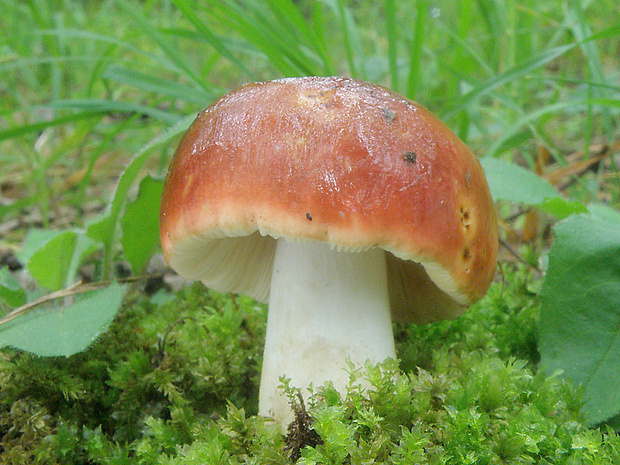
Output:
499 238 541 273
0 274 162 326
153 316 197 367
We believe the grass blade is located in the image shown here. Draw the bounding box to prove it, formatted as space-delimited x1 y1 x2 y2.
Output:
114 0 208 92
169 0 255 79
566 0 614 138
50 99 182 124
310 1 335 75
485 99 587 158
322 0 364 78
225 0 324 76
445 43 575 119
266 0 335 75
196 0 313 76
103 66 219 105
0 111 104 141
384 0 399 91
405 0 428 98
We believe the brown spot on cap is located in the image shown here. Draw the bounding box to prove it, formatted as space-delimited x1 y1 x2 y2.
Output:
403 151 417 165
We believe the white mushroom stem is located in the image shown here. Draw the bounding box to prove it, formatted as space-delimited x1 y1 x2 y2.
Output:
259 239 395 427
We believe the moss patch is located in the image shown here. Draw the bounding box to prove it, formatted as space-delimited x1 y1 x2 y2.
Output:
1 271 619 463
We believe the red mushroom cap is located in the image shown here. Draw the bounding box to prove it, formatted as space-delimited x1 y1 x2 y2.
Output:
160 76 498 323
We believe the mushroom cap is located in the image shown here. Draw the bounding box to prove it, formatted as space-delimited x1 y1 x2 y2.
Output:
160 76 498 323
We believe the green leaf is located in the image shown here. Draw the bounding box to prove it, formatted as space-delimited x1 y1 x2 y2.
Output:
121 176 164 273
480 159 588 218
0 269 26 309
28 231 78 291
480 158 559 205
0 282 126 357
86 214 116 245
537 197 588 219
26 230 99 291
588 203 620 223
16 229 63 265
539 213 620 426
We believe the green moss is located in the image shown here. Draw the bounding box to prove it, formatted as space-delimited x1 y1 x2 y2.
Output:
0 283 265 463
1 274 620 463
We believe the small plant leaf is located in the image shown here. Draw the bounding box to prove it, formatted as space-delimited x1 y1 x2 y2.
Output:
27 230 99 291
121 176 164 273
537 197 588 219
27 231 78 291
17 229 62 265
0 282 126 357
539 212 620 426
481 158 558 205
480 158 588 219
86 213 115 244
0 269 26 309
588 203 620 223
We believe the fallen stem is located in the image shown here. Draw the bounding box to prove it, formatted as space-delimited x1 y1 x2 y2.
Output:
0 274 161 326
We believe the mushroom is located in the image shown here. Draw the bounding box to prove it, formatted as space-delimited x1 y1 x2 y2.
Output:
159 76 498 428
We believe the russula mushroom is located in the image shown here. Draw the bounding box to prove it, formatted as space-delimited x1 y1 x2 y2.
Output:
159 76 498 427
